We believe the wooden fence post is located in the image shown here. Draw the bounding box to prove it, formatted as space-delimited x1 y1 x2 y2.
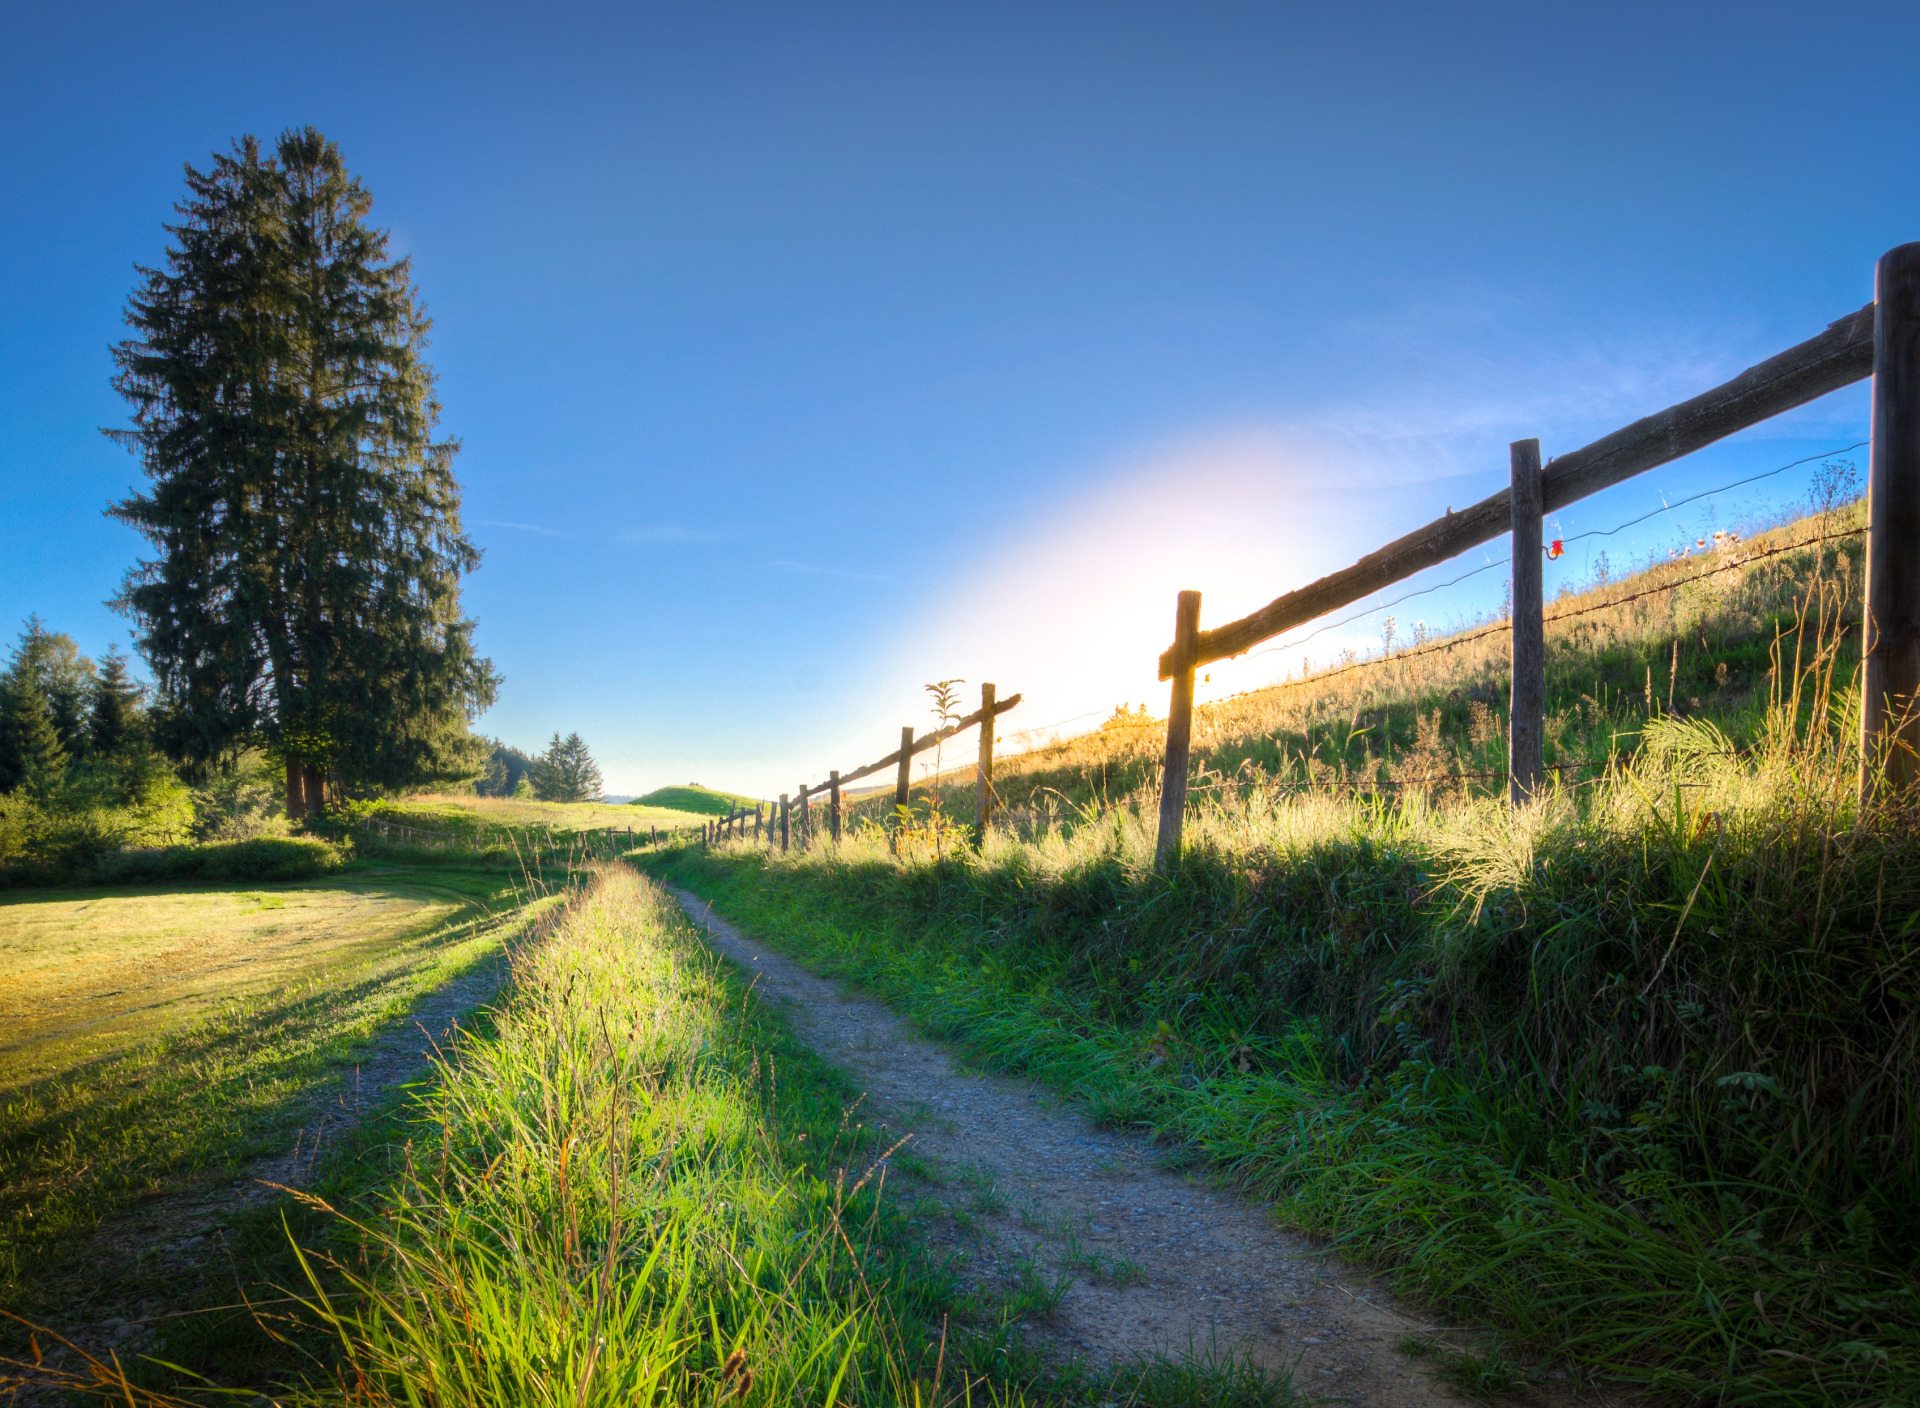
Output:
1865 241 1920 798
1154 591 1202 873
779 794 790 853
829 770 841 842
798 786 811 851
1509 437 1546 804
892 726 913 850
973 682 997 844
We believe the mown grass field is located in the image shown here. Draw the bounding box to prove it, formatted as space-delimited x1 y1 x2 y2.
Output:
653 499 1920 1405
361 793 709 837
0 863 550 1349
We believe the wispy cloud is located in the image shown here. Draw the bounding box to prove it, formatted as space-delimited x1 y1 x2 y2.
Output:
773 559 888 583
482 519 564 537
619 524 740 545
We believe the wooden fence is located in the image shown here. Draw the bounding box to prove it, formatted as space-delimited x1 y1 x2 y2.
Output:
701 683 1023 851
362 816 661 858
1152 241 1920 868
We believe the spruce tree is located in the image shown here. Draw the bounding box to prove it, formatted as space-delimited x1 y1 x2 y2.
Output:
8 618 97 759
532 732 603 803
90 650 145 757
108 129 496 817
0 670 68 797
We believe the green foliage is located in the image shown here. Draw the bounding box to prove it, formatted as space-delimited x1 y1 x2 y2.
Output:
633 783 758 816
106 127 496 796
283 868 983 1405
474 737 540 797
91 836 340 885
88 648 142 756
0 666 66 798
531 729 603 802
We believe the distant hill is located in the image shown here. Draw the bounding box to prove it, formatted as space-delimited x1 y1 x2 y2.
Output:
632 784 760 817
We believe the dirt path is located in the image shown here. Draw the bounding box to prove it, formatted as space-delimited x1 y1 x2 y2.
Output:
669 885 1604 1408
16 954 511 1386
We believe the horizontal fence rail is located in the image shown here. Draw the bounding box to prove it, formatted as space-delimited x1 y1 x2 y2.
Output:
1152 243 1918 869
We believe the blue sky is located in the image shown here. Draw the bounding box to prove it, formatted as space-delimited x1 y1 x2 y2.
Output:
2 2 1913 796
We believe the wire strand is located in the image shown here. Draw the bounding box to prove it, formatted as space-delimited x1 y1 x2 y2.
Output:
1236 440 1865 668
1263 524 1856 694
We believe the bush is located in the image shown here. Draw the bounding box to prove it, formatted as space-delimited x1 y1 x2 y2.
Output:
1 836 342 889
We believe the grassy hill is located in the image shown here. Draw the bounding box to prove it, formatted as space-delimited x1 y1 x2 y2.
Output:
653 496 1920 1403
632 783 760 816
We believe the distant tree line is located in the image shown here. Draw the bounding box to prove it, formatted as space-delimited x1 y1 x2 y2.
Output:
473 732 604 804
0 619 199 865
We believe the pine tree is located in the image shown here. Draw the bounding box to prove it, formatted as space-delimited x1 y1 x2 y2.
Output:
8 618 97 759
91 649 145 757
0 670 68 797
107 129 496 819
532 732 603 803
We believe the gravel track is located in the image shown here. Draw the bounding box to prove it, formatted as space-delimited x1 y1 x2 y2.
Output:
665 884 1600 1407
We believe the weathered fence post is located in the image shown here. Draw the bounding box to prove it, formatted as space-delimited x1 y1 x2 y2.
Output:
1864 241 1920 798
1154 591 1202 873
891 726 913 850
779 793 790 853
798 786 811 851
650 824 658 845
829 770 841 842
1509 437 1546 804
973 682 997 844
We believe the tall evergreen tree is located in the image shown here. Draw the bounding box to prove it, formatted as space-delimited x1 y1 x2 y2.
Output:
90 649 145 757
532 732 603 803
0 670 68 797
8 617 97 759
107 129 496 818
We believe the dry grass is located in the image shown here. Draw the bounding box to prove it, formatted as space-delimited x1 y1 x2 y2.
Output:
0 883 456 1088
863 501 1867 828
373 793 709 833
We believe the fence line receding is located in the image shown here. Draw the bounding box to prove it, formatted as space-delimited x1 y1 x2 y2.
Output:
1154 241 1918 867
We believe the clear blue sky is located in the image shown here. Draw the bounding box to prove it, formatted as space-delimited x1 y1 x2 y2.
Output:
3 2 1914 797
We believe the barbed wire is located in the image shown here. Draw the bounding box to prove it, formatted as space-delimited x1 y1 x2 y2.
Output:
1262 523 1858 694
1556 442 1866 549
1241 440 1865 667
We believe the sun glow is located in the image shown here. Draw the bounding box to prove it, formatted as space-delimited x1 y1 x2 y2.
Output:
890 428 1422 752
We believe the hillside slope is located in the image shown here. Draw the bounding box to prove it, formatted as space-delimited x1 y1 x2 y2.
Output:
660 496 1919 1402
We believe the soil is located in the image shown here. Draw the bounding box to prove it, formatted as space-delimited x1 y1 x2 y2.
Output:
667 884 1611 1408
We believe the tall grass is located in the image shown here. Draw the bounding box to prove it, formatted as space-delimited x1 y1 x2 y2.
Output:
652 508 1919 1403
278 865 1018 1407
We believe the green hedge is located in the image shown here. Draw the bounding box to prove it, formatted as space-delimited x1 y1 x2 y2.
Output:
1 836 343 889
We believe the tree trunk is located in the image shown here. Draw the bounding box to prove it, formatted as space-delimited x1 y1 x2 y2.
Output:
301 762 326 819
285 757 308 823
